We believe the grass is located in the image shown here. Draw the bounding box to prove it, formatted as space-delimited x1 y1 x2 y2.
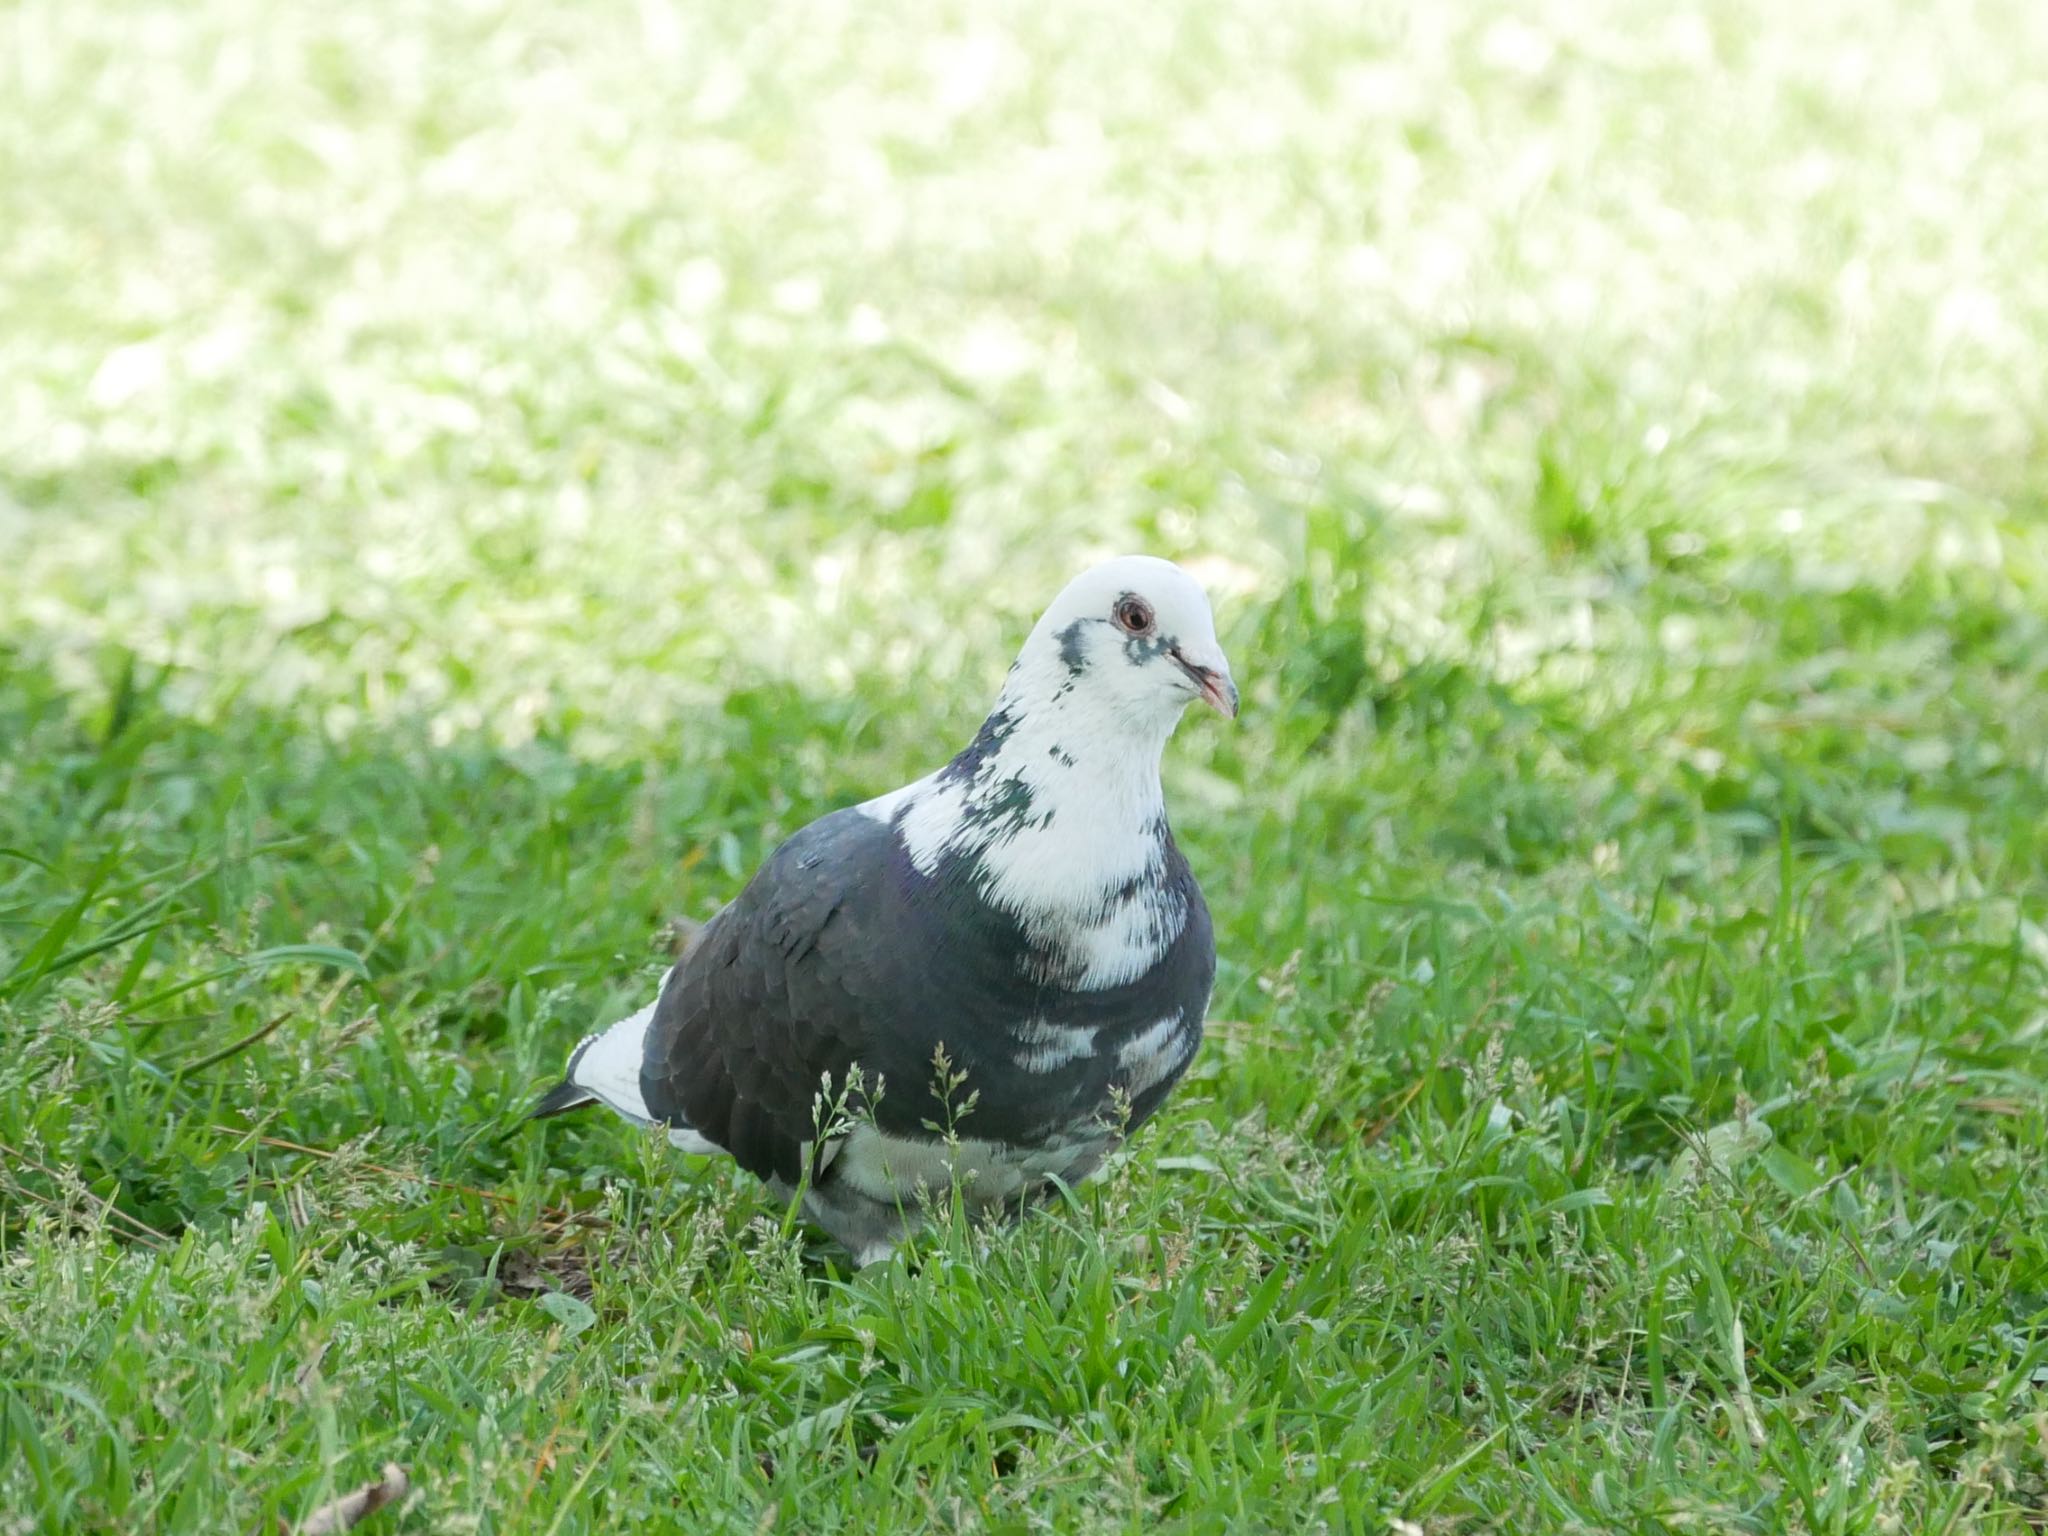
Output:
4 0 2048 1528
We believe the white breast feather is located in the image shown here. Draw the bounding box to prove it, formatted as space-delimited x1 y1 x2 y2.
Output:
1012 1018 1099 1073
1117 1014 1196 1094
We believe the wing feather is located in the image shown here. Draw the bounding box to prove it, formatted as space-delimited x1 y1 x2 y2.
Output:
641 811 881 1183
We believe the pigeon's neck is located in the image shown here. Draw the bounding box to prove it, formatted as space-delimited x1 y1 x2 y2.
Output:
980 638 1189 822
865 669 1193 989
937 684 1179 901
956 695 1170 825
889 688 1177 904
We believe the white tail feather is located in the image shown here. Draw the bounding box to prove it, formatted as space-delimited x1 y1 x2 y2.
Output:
567 1002 658 1124
567 977 725 1157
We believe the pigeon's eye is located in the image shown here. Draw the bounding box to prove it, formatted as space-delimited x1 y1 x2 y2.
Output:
1113 596 1155 636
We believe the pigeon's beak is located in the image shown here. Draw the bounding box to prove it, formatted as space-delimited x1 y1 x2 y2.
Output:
1174 648 1239 719
1199 668 1240 719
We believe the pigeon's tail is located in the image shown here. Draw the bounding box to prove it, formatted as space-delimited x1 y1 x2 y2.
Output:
536 1002 660 1127
523 981 728 1158
525 1078 597 1121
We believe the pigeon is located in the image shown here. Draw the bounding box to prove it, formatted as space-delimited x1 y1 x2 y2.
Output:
527 555 1237 1264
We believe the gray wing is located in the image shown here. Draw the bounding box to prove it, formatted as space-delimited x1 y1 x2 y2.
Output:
639 809 892 1184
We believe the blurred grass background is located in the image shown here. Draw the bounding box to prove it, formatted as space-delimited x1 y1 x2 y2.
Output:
3 0 2047 1530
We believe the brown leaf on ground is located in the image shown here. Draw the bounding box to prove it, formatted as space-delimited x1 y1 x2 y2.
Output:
496 1243 598 1301
293 1464 410 1535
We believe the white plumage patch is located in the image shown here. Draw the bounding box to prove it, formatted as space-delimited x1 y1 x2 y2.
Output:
566 1004 655 1123
1020 879 1187 992
1117 1014 1195 1095
1011 1018 1098 1073
854 776 929 827
569 972 723 1156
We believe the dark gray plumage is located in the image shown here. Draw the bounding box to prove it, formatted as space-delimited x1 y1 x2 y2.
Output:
641 803 1214 1183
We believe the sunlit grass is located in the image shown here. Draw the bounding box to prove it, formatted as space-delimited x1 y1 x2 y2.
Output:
3 0 2047 1529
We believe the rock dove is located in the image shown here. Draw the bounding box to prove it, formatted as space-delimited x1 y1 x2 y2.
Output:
527 555 1237 1264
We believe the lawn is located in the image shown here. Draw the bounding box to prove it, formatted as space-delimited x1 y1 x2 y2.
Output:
4 0 2048 1529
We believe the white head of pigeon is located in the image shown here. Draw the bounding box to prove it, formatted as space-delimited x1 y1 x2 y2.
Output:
1006 554 1239 734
